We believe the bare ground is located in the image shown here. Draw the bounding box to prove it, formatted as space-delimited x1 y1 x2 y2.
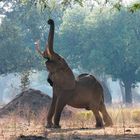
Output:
1 93 140 140
1 89 140 139
1 116 140 140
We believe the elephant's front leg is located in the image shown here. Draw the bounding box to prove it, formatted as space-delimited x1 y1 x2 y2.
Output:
53 96 66 128
46 95 57 128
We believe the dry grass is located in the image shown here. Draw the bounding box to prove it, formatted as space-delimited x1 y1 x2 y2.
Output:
1 107 140 140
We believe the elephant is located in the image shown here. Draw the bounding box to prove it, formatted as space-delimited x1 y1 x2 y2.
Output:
35 19 113 129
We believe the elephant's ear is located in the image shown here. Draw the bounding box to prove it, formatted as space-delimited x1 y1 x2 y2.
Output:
52 67 75 90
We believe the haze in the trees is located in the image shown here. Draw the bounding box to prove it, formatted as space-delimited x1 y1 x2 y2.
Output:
0 0 140 105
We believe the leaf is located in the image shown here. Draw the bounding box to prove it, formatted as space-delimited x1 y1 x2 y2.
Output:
129 3 140 13
74 0 83 7
113 3 122 11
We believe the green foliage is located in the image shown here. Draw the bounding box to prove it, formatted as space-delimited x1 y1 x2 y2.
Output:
59 7 140 85
61 0 83 7
58 6 140 104
129 3 140 13
0 5 44 74
15 0 140 13
0 0 140 103
113 2 122 11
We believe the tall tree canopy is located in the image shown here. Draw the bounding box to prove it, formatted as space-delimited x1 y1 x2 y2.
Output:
59 7 140 104
0 0 140 104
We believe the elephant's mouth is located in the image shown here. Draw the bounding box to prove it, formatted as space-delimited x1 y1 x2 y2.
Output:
44 56 50 62
45 58 51 66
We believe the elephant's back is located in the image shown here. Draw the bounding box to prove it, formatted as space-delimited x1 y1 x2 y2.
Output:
76 73 104 101
76 73 101 87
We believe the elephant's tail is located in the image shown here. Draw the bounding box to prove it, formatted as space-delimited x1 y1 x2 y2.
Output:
100 84 105 103
97 80 105 103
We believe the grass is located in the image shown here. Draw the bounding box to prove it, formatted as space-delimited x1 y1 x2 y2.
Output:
132 110 140 123
1 106 140 139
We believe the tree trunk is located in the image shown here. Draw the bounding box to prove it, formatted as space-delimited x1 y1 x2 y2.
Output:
100 76 112 104
123 81 132 105
119 80 125 103
101 81 112 104
0 93 3 104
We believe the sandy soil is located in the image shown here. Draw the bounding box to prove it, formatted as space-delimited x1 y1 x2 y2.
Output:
1 117 140 140
1 106 140 140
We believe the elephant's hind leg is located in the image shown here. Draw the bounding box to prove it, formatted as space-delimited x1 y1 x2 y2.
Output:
99 102 113 127
92 108 104 128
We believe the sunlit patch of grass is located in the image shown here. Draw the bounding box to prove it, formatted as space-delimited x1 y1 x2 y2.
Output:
76 111 93 120
74 111 94 128
132 110 140 123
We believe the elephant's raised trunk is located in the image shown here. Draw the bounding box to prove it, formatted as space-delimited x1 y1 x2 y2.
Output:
35 19 55 59
47 19 55 55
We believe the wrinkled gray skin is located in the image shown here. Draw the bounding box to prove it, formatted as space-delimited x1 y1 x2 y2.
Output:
39 19 113 129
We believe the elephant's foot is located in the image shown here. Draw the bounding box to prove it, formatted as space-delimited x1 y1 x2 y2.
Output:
104 121 113 127
52 124 61 129
46 122 53 128
104 117 113 127
95 122 104 129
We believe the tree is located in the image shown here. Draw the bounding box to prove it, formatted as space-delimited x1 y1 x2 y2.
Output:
59 7 140 105
0 17 39 74
109 11 140 104
85 10 140 104
20 70 30 91
0 0 140 104
58 7 114 104
91 11 140 104
0 1 48 75
19 0 140 13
